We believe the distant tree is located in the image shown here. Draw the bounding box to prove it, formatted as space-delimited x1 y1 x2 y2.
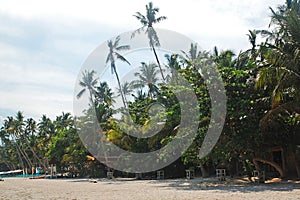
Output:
106 36 130 108
76 70 98 105
133 2 167 81
132 62 160 98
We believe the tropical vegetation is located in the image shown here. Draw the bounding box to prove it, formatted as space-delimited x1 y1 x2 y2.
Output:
0 1 299 179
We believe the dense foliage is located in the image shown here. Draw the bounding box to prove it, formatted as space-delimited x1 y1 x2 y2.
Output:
0 1 299 178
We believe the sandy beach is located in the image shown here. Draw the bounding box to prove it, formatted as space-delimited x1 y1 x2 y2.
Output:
0 177 299 200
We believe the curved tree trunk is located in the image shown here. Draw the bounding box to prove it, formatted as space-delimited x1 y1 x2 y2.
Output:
4 161 13 171
253 157 285 178
151 44 165 81
113 65 127 109
15 144 25 170
24 137 47 169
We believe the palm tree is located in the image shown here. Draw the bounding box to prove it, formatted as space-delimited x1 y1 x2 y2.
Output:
256 0 300 107
3 113 33 172
181 43 212 70
132 62 160 98
36 115 52 168
0 119 17 170
182 43 199 62
96 81 115 106
106 36 130 109
164 54 180 82
132 2 167 81
55 112 73 131
116 81 134 104
77 70 98 105
23 118 46 169
253 0 300 178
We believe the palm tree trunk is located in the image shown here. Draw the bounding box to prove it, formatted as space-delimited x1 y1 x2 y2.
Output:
151 44 165 81
199 163 209 178
253 157 285 178
15 143 25 170
113 65 128 109
24 137 46 169
4 161 14 171
17 142 33 170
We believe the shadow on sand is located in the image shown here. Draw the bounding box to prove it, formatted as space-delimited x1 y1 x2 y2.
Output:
149 178 300 193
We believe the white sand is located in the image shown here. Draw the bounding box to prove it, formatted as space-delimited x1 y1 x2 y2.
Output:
0 178 299 200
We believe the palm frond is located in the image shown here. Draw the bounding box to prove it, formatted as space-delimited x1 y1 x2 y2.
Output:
76 89 86 99
155 16 167 23
131 26 146 38
116 45 130 51
115 52 131 65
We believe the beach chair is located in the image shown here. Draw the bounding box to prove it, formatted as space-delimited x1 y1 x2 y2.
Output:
157 170 164 180
216 169 226 181
185 169 195 179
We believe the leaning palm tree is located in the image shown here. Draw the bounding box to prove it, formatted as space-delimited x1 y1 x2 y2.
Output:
77 70 98 105
4 114 32 172
106 36 130 109
132 2 167 81
132 62 160 98
23 118 47 170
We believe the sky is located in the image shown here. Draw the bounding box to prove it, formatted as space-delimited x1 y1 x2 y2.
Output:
0 0 284 124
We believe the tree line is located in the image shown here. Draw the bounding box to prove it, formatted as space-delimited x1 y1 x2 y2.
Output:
1 0 299 179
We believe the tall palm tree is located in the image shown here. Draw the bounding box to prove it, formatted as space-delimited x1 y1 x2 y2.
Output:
253 0 300 177
132 62 160 98
37 115 54 164
0 119 17 170
15 112 35 171
132 2 167 81
256 0 300 107
23 118 46 169
77 70 98 105
4 114 33 172
106 36 130 109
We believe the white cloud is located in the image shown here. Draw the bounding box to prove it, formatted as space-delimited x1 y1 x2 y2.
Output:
0 62 75 118
0 0 285 122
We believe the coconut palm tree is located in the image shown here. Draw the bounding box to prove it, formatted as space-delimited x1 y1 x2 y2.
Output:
55 112 73 131
181 43 200 62
164 54 180 82
95 81 115 107
132 2 167 81
256 0 300 108
132 62 160 98
3 114 33 172
0 119 17 170
106 36 130 109
181 43 212 70
77 70 98 105
37 115 54 149
253 0 300 178
116 81 134 105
